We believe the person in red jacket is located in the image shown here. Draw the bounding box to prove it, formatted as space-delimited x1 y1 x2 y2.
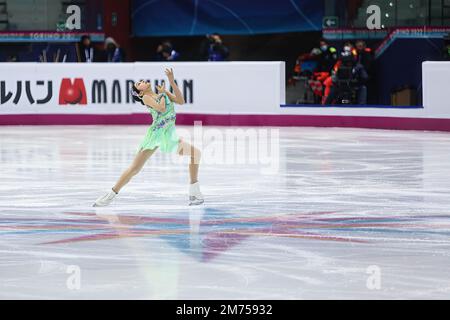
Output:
309 41 338 103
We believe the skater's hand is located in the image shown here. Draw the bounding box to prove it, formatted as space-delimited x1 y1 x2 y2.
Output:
156 83 166 94
163 68 185 105
165 68 175 83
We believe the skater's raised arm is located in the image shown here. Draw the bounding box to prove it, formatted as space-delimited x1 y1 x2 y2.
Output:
164 68 185 105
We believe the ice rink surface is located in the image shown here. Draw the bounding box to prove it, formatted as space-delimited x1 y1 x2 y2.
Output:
0 125 449 299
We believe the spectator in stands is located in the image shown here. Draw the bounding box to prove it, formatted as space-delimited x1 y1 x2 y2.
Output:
104 37 125 62
200 34 229 61
310 40 338 103
77 35 100 63
154 44 165 61
355 40 373 73
353 62 369 104
317 39 337 73
343 41 356 56
311 48 322 60
324 49 369 105
355 40 373 104
322 42 351 102
155 41 180 61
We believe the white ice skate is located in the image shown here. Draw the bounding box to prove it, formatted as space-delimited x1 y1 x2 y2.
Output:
93 189 118 207
189 182 204 206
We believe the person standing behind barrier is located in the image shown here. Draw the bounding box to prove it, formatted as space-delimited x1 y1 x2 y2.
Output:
104 37 125 62
200 34 229 61
355 40 373 75
321 42 351 104
155 41 180 61
324 49 369 105
317 40 338 73
76 35 100 63
312 40 337 103
355 40 373 104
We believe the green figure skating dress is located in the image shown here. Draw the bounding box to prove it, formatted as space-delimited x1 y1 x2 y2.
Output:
136 93 180 154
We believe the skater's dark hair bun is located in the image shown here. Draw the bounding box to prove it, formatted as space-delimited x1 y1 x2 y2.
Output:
130 85 145 105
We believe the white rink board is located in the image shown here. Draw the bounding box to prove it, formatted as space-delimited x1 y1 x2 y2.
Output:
0 62 286 115
1 61 449 121
423 61 450 118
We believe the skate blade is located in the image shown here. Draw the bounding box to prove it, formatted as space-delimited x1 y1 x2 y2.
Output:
189 199 204 206
93 203 107 207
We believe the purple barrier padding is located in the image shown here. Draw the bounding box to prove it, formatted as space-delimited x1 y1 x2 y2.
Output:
0 113 450 132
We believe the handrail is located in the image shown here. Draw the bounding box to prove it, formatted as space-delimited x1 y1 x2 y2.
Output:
324 26 450 59
374 26 450 59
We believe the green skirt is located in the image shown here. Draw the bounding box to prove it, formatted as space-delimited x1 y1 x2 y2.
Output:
136 124 180 154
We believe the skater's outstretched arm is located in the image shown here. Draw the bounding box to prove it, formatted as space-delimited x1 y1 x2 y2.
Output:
164 68 185 105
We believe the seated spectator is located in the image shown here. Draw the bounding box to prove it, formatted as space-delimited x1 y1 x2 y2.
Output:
155 41 180 61
76 35 101 62
104 37 125 62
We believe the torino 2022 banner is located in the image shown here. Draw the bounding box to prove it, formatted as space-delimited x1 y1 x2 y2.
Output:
0 62 285 115
132 0 323 36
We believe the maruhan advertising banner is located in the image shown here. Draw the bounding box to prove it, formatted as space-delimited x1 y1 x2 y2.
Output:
0 62 285 115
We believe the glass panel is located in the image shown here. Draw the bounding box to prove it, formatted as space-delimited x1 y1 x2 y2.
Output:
2 0 102 31
396 0 429 26
327 0 449 28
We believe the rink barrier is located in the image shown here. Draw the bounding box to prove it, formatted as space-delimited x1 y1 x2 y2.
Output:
0 62 286 115
1 62 449 132
1 113 450 132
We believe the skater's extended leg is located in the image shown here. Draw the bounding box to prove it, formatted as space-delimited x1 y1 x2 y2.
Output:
113 148 157 193
93 148 157 207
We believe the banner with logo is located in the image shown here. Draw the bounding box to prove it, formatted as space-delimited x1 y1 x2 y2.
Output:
0 62 285 115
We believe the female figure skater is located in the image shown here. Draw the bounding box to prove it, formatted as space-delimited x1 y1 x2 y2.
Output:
93 68 204 207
